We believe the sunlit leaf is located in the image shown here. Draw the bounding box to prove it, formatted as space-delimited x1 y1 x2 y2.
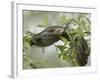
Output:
55 45 67 52
78 14 91 33
25 31 33 36
59 36 69 46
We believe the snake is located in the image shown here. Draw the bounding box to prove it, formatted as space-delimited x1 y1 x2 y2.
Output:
27 22 90 66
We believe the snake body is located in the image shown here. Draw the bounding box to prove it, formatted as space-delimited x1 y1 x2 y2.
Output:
75 36 90 66
30 26 65 47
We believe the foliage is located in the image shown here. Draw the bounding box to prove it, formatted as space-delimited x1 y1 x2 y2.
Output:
23 31 33 51
55 13 90 66
55 35 80 66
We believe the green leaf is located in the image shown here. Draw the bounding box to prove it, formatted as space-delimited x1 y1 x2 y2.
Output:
25 31 33 36
76 26 84 36
23 36 32 43
63 55 71 62
72 59 80 66
23 34 33 50
78 14 90 33
70 50 77 59
55 45 67 52
58 53 63 58
59 36 69 46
